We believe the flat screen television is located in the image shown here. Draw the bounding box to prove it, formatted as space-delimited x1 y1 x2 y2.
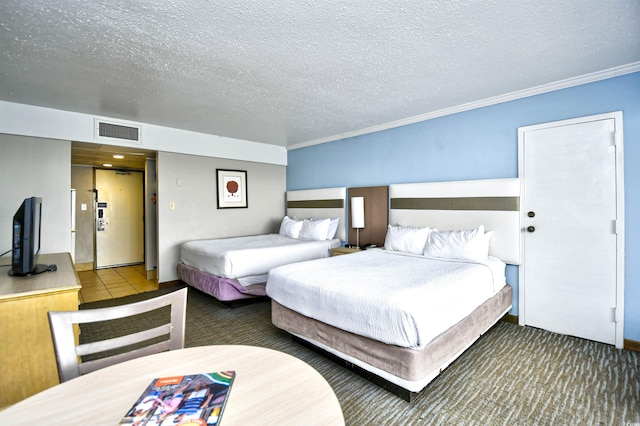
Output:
9 196 48 276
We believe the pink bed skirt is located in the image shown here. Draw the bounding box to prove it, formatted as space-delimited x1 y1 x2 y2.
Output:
176 262 267 301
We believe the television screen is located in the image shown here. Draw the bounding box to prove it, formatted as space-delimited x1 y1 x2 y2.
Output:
9 196 48 276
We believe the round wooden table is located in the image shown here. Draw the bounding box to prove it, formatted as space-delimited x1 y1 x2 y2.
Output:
0 345 345 425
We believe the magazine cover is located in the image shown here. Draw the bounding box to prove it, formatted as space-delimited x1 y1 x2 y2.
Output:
119 371 235 426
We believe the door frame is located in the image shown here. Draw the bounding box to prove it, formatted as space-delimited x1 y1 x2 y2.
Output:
517 111 625 348
93 168 146 269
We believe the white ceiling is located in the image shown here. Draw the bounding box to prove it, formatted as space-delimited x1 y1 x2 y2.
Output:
71 141 155 169
1 0 639 149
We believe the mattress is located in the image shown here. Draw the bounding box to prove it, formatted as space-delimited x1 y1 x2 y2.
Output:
266 249 506 350
180 234 341 279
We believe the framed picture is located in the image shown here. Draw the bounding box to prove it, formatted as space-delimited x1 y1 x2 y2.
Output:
216 169 248 209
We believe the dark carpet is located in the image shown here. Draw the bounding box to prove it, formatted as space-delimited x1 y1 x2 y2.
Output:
81 286 640 426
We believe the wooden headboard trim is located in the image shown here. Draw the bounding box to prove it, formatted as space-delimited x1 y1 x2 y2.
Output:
287 199 345 209
390 196 519 211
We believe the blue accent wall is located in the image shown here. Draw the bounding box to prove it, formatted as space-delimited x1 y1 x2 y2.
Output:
287 72 640 342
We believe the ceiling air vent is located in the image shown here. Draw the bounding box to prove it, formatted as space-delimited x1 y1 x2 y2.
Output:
95 119 142 143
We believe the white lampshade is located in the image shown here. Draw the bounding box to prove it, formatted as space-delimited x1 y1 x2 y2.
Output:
351 197 365 229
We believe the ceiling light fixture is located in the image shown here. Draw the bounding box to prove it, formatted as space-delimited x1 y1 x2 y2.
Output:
103 163 113 167
113 154 124 159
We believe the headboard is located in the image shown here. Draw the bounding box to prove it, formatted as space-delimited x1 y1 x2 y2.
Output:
389 178 520 264
286 187 347 242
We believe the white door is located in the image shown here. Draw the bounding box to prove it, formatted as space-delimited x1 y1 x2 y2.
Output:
518 112 624 347
95 169 145 268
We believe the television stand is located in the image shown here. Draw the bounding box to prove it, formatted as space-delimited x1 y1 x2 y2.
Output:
0 252 80 408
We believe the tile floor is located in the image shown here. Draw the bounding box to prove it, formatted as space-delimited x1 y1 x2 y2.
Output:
77 264 159 304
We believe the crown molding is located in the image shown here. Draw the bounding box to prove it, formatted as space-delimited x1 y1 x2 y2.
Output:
288 62 640 151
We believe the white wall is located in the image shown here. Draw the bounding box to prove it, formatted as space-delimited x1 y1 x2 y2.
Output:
70 165 95 264
0 135 71 256
0 101 287 166
157 152 286 283
145 158 158 274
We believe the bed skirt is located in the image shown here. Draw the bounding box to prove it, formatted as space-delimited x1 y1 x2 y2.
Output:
177 261 267 302
271 284 512 399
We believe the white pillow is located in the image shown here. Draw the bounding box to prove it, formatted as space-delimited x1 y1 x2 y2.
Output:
299 218 331 240
278 216 303 238
383 225 431 254
294 216 341 240
326 217 340 239
485 230 494 250
423 225 490 261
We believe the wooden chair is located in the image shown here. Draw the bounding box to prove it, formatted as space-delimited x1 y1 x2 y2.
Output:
48 287 188 383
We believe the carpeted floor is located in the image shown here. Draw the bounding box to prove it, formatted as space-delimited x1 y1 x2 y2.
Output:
81 285 640 426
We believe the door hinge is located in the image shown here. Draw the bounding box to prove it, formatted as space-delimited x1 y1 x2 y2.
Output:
610 131 617 146
612 220 618 234
611 307 617 323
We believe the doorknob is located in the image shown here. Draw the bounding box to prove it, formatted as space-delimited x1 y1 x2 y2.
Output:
527 226 535 233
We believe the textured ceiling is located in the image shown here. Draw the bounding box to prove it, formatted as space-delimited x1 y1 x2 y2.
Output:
1 0 639 148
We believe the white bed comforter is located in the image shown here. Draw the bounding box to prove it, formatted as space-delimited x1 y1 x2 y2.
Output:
180 234 340 279
266 249 506 350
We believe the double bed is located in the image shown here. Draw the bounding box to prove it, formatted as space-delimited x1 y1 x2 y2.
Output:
267 178 520 400
177 187 346 302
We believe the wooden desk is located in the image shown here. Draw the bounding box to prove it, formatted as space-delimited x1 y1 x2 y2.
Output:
0 252 81 407
0 345 345 425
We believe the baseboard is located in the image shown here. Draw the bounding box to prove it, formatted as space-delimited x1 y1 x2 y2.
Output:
501 313 518 325
624 339 640 352
499 315 638 352
74 262 94 272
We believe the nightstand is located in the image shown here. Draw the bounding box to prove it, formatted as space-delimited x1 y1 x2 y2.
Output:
331 247 362 256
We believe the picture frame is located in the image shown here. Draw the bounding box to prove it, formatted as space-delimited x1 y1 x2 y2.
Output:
216 169 248 209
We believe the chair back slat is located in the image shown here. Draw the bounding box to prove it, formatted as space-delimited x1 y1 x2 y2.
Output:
76 324 173 357
77 341 173 376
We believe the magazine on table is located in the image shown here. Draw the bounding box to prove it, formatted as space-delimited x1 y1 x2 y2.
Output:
119 371 236 426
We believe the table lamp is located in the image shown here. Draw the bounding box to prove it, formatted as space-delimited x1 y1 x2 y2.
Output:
351 196 365 248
